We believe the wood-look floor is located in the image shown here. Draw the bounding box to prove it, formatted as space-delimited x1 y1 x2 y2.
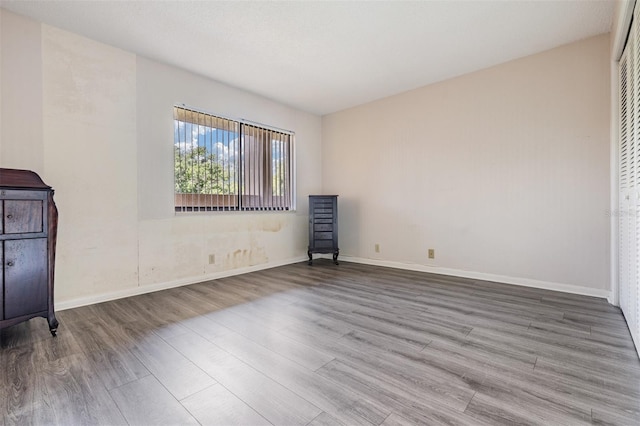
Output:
1 260 639 425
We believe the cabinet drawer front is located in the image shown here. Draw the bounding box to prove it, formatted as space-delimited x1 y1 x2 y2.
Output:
310 199 333 209
313 218 333 224
4 200 44 234
312 205 333 212
314 232 334 240
314 240 334 248
0 243 3 319
313 213 334 220
4 238 48 319
314 224 333 232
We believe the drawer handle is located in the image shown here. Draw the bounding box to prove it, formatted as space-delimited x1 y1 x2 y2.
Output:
6 214 12 219
6 261 14 267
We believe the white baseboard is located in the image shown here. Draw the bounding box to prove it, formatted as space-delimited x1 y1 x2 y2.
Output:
340 255 612 300
56 256 308 311
56 253 612 311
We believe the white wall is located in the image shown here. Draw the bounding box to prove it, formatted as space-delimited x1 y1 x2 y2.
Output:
135 56 321 288
322 34 611 297
0 10 322 307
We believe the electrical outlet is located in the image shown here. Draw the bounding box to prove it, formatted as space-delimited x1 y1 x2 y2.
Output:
375 243 380 253
208 254 216 264
428 249 435 259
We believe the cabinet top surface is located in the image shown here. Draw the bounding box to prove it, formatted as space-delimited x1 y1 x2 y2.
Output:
0 169 51 190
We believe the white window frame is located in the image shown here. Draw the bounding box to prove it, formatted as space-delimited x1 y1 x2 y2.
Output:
174 105 295 212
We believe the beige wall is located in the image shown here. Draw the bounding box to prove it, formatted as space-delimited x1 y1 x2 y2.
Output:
1 10 44 172
0 9 2 153
322 34 611 296
0 7 613 304
42 25 140 303
0 10 322 307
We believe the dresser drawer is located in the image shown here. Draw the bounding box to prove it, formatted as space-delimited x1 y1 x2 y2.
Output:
3 200 44 234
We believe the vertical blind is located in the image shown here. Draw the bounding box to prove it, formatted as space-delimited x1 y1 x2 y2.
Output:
174 106 294 212
619 7 640 355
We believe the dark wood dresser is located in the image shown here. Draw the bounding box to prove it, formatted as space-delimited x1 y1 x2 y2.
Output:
308 195 339 265
0 168 59 335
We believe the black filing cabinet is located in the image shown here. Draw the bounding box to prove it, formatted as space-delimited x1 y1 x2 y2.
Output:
308 195 338 265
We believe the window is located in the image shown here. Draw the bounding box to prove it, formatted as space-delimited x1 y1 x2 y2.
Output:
174 106 294 212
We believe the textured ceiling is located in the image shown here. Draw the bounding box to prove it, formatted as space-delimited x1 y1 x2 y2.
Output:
0 0 615 115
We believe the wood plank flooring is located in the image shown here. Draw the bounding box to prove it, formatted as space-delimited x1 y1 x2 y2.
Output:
1 260 639 425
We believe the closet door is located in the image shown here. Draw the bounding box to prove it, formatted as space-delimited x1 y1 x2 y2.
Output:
620 46 630 326
620 12 640 352
633 13 640 348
